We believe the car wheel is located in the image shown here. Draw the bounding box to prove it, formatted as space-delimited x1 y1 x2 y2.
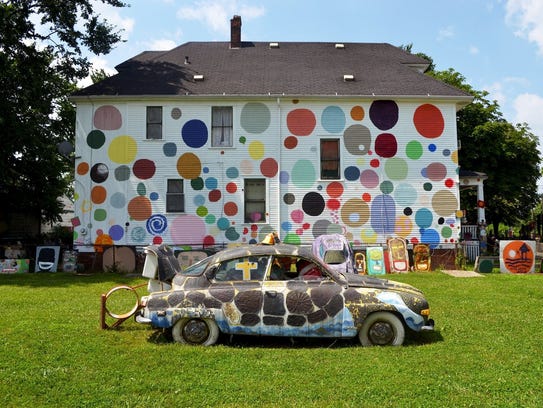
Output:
359 312 405 346
172 318 219 346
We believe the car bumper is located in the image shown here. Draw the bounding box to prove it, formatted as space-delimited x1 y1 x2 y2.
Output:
421 318 435 331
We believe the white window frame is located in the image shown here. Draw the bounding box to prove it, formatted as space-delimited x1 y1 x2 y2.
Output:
146 106 163 140
244 178 266 223
166 179 184 213
211 106 233 147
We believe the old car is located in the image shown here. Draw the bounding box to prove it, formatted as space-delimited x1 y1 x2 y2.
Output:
137 242 434 346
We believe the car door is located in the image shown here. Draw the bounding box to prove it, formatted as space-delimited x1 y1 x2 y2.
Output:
261 255 346 338
207 255 267 336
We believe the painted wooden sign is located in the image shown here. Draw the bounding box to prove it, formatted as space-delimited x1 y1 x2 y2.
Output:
366 246 386 275
499 240 535 274
413 244 431 272
387 237 410 273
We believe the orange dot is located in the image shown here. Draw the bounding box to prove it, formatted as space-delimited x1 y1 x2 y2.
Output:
127 196 152 221
77 162 89 175
91 185 107 204
351 106 365 121
413 104 444 138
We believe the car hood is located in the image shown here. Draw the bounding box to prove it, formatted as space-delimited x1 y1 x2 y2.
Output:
343 274 424 295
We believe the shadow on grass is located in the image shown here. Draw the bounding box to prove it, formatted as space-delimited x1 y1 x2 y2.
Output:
145 328 444 349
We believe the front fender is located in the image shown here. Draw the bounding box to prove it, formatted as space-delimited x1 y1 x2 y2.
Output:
148 306 215 328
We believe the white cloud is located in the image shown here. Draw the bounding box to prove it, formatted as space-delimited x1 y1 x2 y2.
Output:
177 1 265 36
469 45 480 55
513 93 543 137
91 0 135 40
146 39 178 51
505 0 543 54
437 25 455 41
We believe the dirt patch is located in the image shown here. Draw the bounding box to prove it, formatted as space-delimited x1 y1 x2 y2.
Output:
442 270 484 278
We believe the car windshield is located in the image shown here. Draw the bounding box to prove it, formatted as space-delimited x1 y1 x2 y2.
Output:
180 257 210 276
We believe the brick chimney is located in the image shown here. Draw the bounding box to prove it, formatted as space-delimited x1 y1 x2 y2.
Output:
230 15 242 48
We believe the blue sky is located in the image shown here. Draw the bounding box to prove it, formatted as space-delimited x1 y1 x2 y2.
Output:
88 0 543 148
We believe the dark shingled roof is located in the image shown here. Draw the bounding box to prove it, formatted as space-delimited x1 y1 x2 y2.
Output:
73 41 471 100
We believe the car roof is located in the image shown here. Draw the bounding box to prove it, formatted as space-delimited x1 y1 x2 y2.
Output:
208 243 314 263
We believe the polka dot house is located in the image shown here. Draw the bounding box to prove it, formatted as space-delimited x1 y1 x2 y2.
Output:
73 100 461 249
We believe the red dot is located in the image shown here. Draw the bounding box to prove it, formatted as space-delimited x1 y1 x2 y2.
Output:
226 182 237 193
362 193 371 202
410 237 419 244
224 202 238 216
284 136 298 149
152 236 163 244
303 223 310 230
445 178 454 188
260 158 278 177
370 159 380 168
326 181 343 198
251 224 258 231
203 235 215 246
327 199 340 210
209 189 222 202
413 104 444 138
287 109 316 136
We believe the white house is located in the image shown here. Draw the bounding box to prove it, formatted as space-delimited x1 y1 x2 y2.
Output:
70 16 471 261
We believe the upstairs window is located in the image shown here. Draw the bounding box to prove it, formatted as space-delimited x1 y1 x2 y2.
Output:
146 106 162 139
211 106 233 147
244 178 266 223
166 179 184 212
320 139 340 179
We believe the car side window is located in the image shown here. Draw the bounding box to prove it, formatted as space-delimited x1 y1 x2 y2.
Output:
268 256 324 281
213 256 267 282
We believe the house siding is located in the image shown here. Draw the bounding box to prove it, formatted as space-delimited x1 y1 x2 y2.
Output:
73 98 460 250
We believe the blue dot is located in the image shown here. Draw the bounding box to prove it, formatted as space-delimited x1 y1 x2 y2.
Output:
281 221 292 231
428 144 437 152
205 177 218 189
344 166 361 181
226 167 239 178
182 119 208 148
321 106 346 133
163 142 177 157
217 217 230 230
194 194 205 206
203 167 209 174
442 149 450 156
150 192 159 201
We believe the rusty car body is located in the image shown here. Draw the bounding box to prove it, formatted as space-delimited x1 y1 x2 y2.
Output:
137 243 434 346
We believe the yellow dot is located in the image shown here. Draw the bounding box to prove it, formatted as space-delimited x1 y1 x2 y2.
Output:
248 141 265 160
108 135 137 164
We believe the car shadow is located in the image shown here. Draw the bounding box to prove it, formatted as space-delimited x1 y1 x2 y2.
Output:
146 329 444 348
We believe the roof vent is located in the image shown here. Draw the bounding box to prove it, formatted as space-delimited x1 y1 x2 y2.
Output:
193 74 204 81
335 43 345 49
269 42 279 48
343 74 355 81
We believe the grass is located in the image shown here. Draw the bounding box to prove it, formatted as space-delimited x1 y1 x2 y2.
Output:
1 271 542 407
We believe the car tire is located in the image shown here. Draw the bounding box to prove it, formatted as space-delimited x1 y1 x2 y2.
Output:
172 318 219 346
358 312 405 346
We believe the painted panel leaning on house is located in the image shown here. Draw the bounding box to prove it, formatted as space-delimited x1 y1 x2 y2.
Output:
72 98 462 249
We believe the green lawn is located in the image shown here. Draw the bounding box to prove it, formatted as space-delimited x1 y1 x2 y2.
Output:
1 271 542 407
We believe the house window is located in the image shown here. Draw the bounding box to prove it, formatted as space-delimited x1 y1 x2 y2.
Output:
146 106 162 139
244 179 266 223
166 179 184 212
211 106 233 147
320 139 340 179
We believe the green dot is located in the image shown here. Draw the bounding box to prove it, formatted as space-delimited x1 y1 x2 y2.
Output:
196 206 208 217
205 214 216 224
94 209 107 221
283 233 301 245
191 177 204 190
406 140 423 160
441 226 452 238
380 180 394 194
137 182 146 196
423 182 433 191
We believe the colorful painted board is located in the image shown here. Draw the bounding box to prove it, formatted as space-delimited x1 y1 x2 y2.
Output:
354 252 366 274
0 259 30 274
366 246 386 275
499 240 535 274
387 237 409 273
413 244 431 272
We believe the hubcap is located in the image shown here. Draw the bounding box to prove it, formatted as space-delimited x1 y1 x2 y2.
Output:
182 319 210 344
368 321 395 345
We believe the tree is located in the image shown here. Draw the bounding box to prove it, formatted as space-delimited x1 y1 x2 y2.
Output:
0 0 126 237
427 68 541 235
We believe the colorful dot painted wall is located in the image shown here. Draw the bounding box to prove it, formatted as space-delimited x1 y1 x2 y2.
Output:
73 99 460 250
